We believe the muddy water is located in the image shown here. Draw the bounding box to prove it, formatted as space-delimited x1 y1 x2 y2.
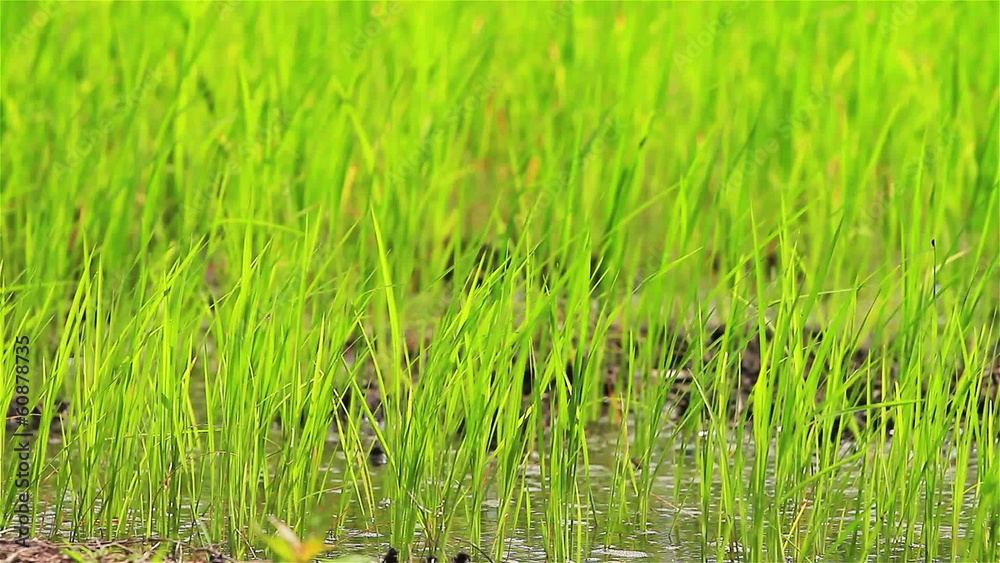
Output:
5 348 987 563
309 432 980 562
8 422 983 561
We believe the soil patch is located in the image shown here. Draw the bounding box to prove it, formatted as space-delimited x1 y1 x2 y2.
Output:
0 538 227 562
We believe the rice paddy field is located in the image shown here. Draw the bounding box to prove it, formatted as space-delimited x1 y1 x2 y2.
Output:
2 1 999 561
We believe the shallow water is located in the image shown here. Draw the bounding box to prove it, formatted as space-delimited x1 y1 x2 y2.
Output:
4 340 992 561
7 418 983 562
308 436 980 562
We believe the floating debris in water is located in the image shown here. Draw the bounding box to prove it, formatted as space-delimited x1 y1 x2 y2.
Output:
369 442 388 467
5 398 70 435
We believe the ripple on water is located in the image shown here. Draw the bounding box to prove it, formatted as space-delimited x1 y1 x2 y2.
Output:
590 547 650 558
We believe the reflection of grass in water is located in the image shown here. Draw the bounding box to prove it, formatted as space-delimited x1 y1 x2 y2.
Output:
2 1 999 561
